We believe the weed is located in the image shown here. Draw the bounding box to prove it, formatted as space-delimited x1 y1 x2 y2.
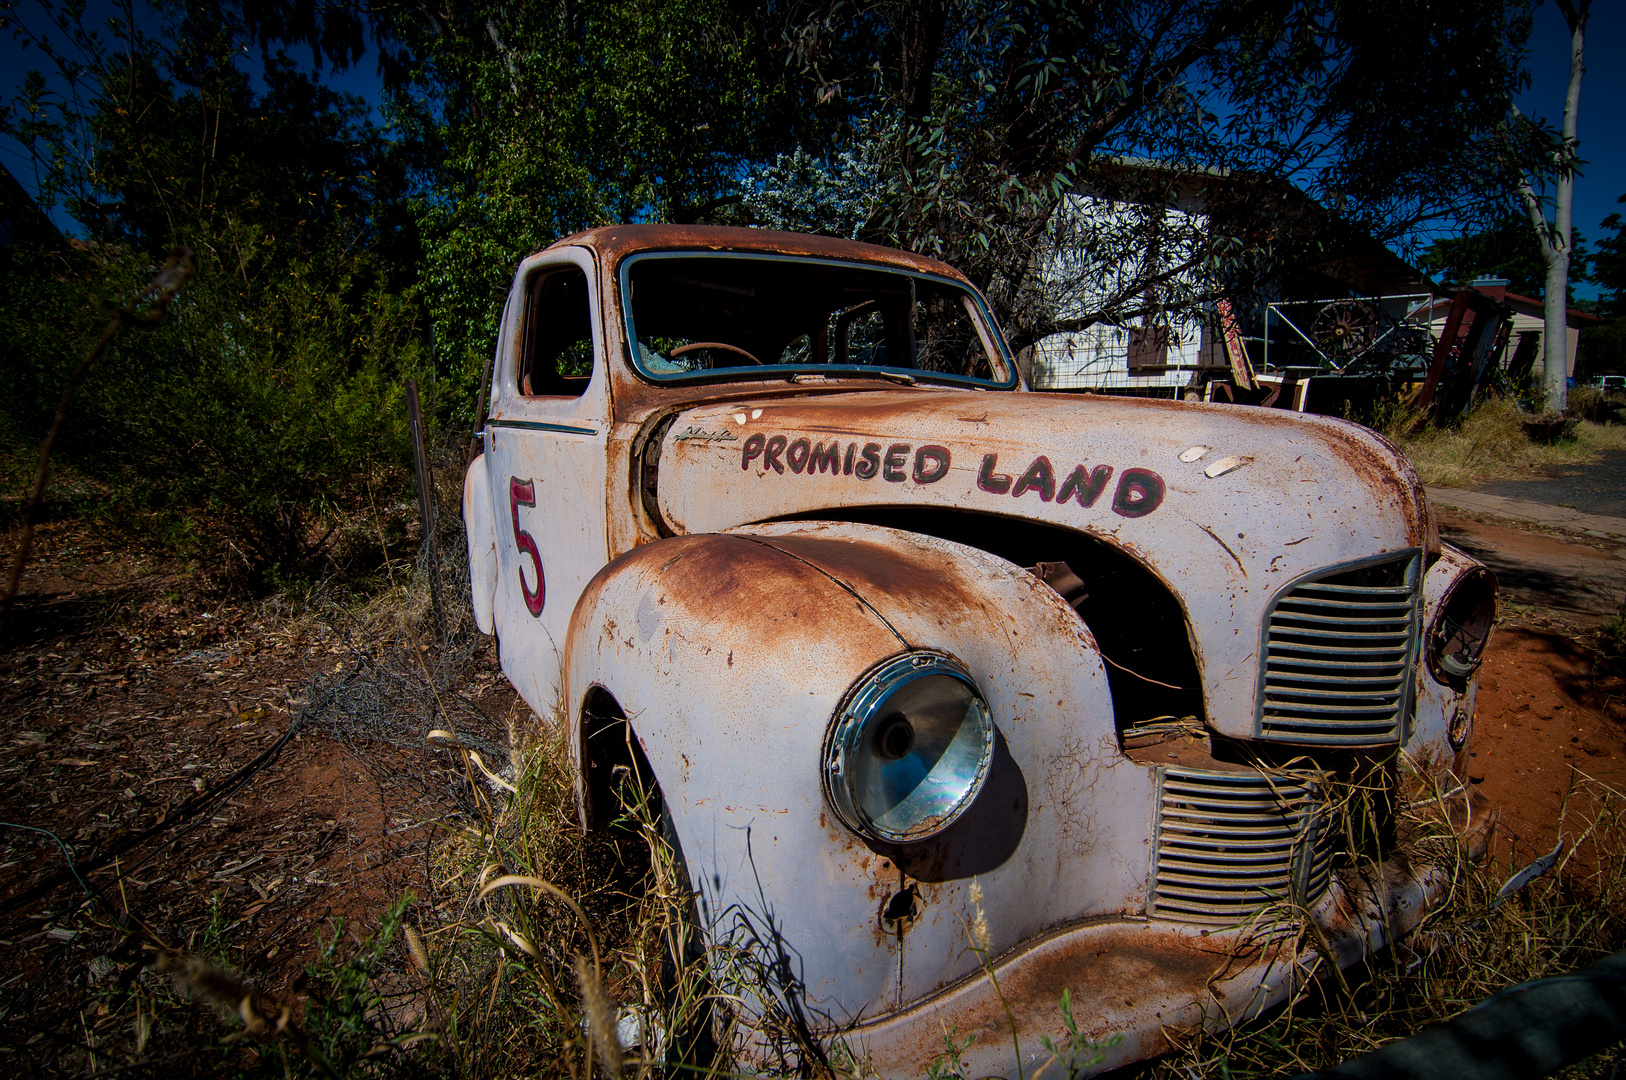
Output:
1377 398 1626 488
926 1027 977 1080
1128 771 1626 1079
1040 990 1123 1080
1566 387 1625 426
1599 603 1626 675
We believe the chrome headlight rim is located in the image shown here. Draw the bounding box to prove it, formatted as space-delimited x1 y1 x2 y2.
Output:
1427 566 1498 685
822 650 995 845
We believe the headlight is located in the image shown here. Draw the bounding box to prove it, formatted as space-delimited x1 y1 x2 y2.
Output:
822 652 995 844
1427 566 1497 683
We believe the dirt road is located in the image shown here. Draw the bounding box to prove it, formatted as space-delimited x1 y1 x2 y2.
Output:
1437 508 1626 632
1474 448 1626 519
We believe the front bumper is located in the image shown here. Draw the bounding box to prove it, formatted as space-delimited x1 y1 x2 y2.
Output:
843 793 1494 1078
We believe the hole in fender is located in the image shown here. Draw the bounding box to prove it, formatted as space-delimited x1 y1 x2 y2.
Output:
863 727 1028 882
881 883 922 931
1448 705 1471 750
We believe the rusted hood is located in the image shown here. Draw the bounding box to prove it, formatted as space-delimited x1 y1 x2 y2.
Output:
655 390 1433 553
652 389 1437 737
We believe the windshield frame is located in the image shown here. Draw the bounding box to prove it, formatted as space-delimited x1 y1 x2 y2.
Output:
616 250 1019 390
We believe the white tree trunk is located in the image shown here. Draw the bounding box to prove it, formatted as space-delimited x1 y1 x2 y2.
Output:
1521 1 1588 415
1540 201 1572 412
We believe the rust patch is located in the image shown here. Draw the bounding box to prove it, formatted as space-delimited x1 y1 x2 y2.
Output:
544 223 970 283
752 390 996 431
1123 728 1257 773
1007 929 1234 1020
750 532 973 623
615 381 962 429
865 922 1243 1062
570 532 902 661
646 535 829 619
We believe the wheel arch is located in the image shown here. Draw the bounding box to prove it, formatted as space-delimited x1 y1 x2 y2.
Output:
556 521 1152 1017
575 683 658 833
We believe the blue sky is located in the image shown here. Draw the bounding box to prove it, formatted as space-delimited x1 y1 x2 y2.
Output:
1515 0 1623 299
3 0 1622 298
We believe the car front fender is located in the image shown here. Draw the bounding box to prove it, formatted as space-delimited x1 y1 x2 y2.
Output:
562 520 1150 1023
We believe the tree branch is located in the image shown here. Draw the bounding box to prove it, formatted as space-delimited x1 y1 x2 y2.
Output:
1064 6 1248 166
1026 254 1210 345
1507 104 1555 255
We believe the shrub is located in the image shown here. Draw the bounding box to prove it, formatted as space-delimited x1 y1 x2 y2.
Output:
0 242 431 592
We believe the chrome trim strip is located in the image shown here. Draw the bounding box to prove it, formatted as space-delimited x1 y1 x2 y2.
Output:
488 419 600 436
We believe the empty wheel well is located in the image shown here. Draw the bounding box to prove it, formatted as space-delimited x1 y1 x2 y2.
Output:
776 506 1207 736
580 686 663 832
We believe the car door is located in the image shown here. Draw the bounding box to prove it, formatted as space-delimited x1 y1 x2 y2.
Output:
483 246 611 718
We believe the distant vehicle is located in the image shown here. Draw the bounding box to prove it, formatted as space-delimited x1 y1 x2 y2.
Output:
1588 375 1625 394
463 225 1499 1077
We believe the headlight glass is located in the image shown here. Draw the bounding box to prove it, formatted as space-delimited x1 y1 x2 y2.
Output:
823 652 995 844
1428 567 1497 683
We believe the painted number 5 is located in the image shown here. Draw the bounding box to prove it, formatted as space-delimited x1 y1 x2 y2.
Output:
509 477 545 616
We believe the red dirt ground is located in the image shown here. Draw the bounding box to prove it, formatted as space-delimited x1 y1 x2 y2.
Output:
1434 507 1626 866
0 517 521 1067
1469 628 1626 864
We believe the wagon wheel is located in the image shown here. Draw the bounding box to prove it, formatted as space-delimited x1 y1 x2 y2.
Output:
1310 300 1382 365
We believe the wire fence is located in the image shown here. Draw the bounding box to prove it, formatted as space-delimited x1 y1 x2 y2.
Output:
299 437 515 834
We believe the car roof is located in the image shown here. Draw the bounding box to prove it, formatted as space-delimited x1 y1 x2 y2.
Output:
543 224 974 286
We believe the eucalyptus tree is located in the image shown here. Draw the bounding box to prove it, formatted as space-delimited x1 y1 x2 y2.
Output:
1421 215 1591 301
1506 0 1590 414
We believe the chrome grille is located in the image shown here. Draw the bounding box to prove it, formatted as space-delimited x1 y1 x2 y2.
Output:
1149 766 1333 924
1256 552 1421 745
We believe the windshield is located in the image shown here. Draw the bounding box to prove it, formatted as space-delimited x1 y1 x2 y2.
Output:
621 252 1015 387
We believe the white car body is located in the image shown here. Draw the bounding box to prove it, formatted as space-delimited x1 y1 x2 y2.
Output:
463 225 1495 1076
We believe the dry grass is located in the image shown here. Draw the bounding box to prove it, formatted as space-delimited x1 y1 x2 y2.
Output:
1378 398 1626 489
403 726 689 1077
1132 767 1626 1079
36 717 734 1079
413 722 872 1077
101 685 1626 1079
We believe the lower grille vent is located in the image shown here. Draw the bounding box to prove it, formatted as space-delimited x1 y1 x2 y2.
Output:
1149 765 1334 924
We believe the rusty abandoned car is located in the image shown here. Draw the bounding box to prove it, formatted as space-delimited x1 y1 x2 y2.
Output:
460 225 1498 1076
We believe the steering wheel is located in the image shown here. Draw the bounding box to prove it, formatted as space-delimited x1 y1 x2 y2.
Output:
668 341 763 367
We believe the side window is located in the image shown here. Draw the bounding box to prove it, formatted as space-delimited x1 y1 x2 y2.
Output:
520 266 593 397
